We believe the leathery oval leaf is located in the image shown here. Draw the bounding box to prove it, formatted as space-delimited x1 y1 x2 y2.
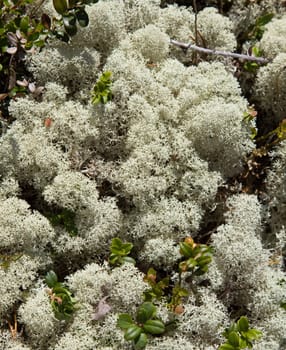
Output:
76 9 89 27
117 314 134 329
134 332 148 350
53 0 68 15
143 319 165 335
228 331 240 347
124 325 142 341
237 316 249 332
136 302 156 324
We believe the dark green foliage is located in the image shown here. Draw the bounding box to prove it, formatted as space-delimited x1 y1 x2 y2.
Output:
143 238 213 312
53 0 68 15
46 208 78 237
52 0 96 39
143 267 169 302
0 0 48 97
118 302 165 349
179 236 213 276
248 13 274 41
243 47 262 73
219 316 262 350
91 71 113 106
45 270 77 321
168 283 188 312
0 0 93 114
109 237 136 266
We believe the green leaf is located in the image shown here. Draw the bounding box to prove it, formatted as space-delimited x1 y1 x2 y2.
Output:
187 257 198 268
179 242 193 257
117 314 134 330
27 32 40 42
256 13 274 27
124 325 142 341
242 329 262 341
109 254 120 265
228 331 240 347
111 237 130 253
20 16 29 34
121 242 133 254
0 64 3 71
218 344 236 350
252 46 261 57
53 0 68 15
136 302 156 324
142 319 165 335
45 270 58 288
75 9 89 27
52 285 72 296
33 40 45 48
237 316 249 332
134 332 148 350
111 237 122 248
122 256 136 265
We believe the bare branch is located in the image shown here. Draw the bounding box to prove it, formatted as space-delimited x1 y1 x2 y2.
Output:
170 39 271 64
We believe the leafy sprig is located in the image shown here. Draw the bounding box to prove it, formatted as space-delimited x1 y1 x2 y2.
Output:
143 267 169 302
219 316 262 350
52 0 97 40
45 270 77 321
109 237 136 266
117 302 165 349
91 71 113 106
179 236 213 276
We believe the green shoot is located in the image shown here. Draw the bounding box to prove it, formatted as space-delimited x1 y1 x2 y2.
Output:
91 71 113 106
117 302 165 349
143 267 169 302
219 316 262 350
179 237 213 276
45 270 77 321
109 237 136 266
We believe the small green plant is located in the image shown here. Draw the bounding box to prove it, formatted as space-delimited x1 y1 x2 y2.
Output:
45 270 77 321
142 238 213 312
52 0 95 39
247 13 274 41
109 237 136 266
117 302 165 349
143 267 169 302
168 283 188 313
219 316 262 350
243 46 263 73
91 71 113 106
178 236 213 276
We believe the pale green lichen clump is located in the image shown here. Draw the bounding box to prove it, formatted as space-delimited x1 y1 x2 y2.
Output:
0 0 285 349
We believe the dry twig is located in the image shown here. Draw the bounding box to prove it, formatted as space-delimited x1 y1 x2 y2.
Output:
170 39 270 64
